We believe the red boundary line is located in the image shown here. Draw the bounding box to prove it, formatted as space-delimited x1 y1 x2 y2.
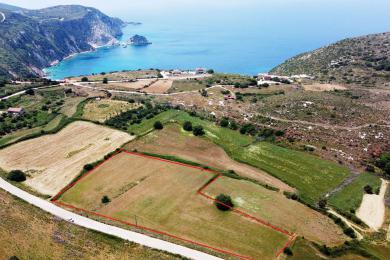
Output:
51 150 296 259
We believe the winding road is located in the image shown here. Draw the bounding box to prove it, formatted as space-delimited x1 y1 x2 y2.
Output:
0 178 222 260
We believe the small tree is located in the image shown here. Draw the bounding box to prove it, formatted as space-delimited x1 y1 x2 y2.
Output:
193 125 205 136
183 121 193 131
384 162 390 176
364 185 373 194
84 164 94 171
220 118 229 128
25 89 35 95
7 170 26 182
81 77 89 82
318 198 327 209
215 194 234 211
102 78 108 84
207 69 215 74
101 195 110 204
284 247 293 256
154 121 163 130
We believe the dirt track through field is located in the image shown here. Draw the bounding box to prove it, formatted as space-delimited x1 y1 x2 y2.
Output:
0 121 133 196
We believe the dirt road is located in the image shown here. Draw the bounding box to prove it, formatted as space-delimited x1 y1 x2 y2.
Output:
0 178 222 260
356 179 388 231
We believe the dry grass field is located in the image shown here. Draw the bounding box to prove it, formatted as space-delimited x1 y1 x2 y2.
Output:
0 121 133 196
59 152 290 259
82 99 141 122
69 70 159 82
0 189 179 260
302 84 347 92
204 176 346 245
95 80 157 91
142 80 173 94
125 124 294 192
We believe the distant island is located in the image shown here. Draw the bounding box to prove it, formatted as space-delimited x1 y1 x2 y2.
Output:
127 35 152 46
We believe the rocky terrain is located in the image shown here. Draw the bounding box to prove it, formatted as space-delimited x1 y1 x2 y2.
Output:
0 4 125 79
271 32 390 88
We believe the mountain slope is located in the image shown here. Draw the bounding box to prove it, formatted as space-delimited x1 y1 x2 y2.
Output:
0 4 125 79
271 32 390 87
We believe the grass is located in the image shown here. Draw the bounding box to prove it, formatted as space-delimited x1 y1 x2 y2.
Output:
168 80 207 93
83 99 141 123
203 176 346 245
329 172 381 212
59 152 289 259
0 189 181 260
127 110 182 135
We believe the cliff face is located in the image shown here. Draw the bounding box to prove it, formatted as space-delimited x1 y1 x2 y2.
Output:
0 5 125 79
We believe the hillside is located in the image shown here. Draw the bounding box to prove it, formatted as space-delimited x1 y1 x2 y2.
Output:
0 4 125 79
271 32 390 87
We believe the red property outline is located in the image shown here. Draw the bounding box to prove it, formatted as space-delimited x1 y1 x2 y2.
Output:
51 150 297 259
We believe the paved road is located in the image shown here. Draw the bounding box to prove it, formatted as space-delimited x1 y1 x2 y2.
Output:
0 86 54 101
0 178 222 260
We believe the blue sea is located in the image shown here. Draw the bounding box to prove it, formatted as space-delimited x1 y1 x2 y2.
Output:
44 0 390 80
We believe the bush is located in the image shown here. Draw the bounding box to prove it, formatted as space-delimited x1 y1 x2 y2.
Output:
193 125 205 136
101 195 110 204
215 194 234 211
284 247 293 256
81 77 89 82
343 227 356 238
154 121 163 130
183 121 193 131
84 164 94 171
364 185 373 194
220 118 229 128
25 89 35 95
7 170 26 182
103 78 108 84
318 198 327 209
207 69 214 74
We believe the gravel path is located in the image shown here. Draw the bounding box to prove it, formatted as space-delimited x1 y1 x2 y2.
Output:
0 178 222 260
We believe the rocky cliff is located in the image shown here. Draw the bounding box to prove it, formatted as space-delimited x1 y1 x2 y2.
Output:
0 4 125 79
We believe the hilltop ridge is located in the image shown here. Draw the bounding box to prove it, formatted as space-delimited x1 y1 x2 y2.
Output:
0 4 125 79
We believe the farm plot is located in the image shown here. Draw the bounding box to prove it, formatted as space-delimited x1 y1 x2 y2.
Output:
82 99 141 122
57 152 291 259
142 80 173 94
95 80 157 91
0 121 133 196
203 176 346 245
125 124 294 192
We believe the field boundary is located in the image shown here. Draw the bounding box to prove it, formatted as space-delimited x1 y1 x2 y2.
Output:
51 150 296 259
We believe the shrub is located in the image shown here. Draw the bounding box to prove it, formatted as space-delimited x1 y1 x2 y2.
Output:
215 194 234 211
183 121 193 131
7 170 26 182
318 198 327 209
343 227 356 238
193 125 205 136
207 69 214 74
103 78 108 84
25 89 35 95
101 195 111 204
84 164 94 171
154 121 163 130
220 118 229 128
81 77 89 82
8 257 20 260
284 247 293 256
364 185 373 194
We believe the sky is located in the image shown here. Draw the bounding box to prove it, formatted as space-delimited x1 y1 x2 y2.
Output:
4 0 390 22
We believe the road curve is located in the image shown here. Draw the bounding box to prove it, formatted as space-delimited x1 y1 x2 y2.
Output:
0 178 222 260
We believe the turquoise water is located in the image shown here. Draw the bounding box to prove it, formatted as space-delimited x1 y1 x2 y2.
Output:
45 1 390 79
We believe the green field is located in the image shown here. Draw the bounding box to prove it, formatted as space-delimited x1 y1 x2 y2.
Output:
120 110 349 205
329 172 381 212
